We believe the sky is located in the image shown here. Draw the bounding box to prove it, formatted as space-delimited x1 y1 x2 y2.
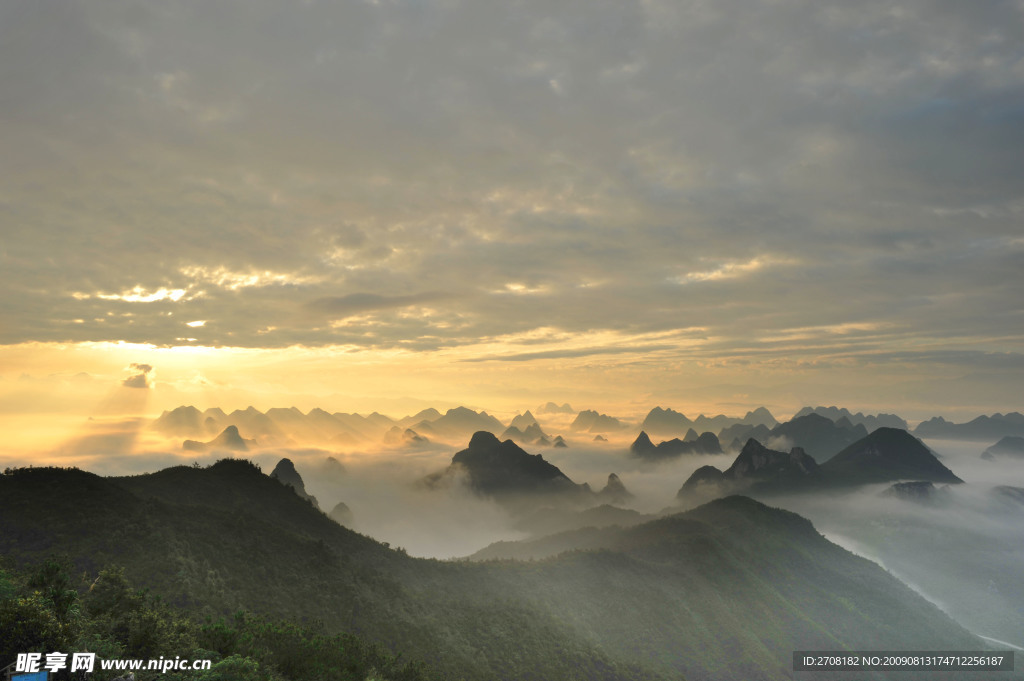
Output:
2 0 1023 447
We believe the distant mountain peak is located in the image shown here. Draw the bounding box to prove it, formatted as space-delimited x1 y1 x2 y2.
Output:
468 430 501 449
426 432 585 503
821 428 963 485
270 458 320 508
596 473 633 505
183 425 255 453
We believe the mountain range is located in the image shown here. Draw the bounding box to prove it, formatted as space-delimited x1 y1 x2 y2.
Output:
640 406 779 437
678 428 963 503
982 436 1024 460
793 406 908 432
913 412 1024 441
629 430 722 459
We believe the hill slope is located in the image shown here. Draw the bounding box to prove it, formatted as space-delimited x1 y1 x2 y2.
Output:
0 463 986 681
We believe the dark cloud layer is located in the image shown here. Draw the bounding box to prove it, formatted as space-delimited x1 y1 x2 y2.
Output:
1 0 1022 382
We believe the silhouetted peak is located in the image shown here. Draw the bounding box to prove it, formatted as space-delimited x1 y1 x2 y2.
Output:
695 431 722 453
329 501 353 526
604 473 626 492
469 430 501 449
271 457 301 482
597 472 633 503
631 431 654 452
821 428 963 485
270 458 319 508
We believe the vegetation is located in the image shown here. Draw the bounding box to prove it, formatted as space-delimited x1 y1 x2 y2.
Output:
0 557 433 681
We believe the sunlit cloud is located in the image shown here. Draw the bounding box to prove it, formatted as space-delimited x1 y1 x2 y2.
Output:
670 256 799 285
179 265 321 290
72 287 192 303
759 322 892 343
122 363 154 389
492 283 550 295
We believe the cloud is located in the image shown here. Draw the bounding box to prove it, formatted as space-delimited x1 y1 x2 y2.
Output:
305 292 452 318
0 0 1020 407
123 363 154 389
460 344 680 363
670 256 799 285
73 287 192 303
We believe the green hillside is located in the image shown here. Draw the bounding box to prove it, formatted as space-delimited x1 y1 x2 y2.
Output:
0 461 989 681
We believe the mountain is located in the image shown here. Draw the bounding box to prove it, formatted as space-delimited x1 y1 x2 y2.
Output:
794 406 907 432
677 439 822 502
640 407 693 435
151 405 205 437
158 405 411 445
462 496 983 678
262 406 368 443
819 428 963 485
0 465 986 681
398 407 443 428
769 413 868 462
719 423 773 449
270 457 320 508
595 473 633 505
425 431 586 501
982 436 1024 460
383 426 429 445
630 430 722 460
743 406 779 428
553 435 568 448
537 401 575 414
640 407 761 434
914 412 1024 440
881 481 951 506
570 409 625 432
500 425 526 440
522 422 548 441
328 501 354 527
681 429 965 503
331 411 397 440
412 406 504 440
202 406 227 421
182 424 255 452
508 504 649 541
223 406 287 442
509 410 539 430
629 430 657 455
677 465 728 500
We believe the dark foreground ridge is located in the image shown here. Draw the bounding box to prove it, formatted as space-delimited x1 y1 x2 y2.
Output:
0 461 985 681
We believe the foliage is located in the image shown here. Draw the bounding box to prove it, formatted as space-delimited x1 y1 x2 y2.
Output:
0 558 435 681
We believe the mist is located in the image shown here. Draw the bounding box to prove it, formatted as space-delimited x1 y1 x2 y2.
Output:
765 438 1024 650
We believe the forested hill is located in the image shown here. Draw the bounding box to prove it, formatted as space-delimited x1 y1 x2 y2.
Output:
0 461 988 681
